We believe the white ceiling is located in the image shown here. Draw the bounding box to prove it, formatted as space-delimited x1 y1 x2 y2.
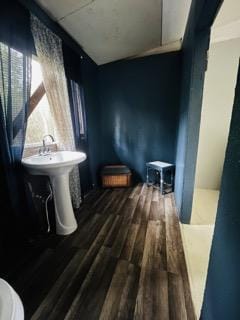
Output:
211 0 240 43
213 0 240 27
34 0 191 65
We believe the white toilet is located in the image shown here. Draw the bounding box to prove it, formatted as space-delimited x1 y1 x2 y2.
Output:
0 279 24 320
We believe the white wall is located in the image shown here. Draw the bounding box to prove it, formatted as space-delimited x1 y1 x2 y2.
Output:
195 38 240 190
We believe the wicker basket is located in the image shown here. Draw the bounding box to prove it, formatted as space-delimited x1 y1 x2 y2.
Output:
101 165 131 188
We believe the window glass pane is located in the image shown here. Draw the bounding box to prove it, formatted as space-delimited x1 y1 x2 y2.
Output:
31 58 42 93
25 93 56 144
70 80 85 135
25 58 56 145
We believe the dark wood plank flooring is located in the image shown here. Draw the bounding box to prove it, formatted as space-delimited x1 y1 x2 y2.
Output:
7 184 196 320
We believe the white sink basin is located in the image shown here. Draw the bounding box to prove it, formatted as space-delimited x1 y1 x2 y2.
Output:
22 151 86 176
22 151 86 235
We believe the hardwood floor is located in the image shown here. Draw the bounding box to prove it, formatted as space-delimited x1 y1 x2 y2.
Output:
7 184 196 320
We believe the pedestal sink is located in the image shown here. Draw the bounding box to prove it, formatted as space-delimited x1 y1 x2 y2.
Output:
22 151 86 235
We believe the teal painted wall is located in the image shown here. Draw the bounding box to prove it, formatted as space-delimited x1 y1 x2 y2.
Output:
97 52 182 182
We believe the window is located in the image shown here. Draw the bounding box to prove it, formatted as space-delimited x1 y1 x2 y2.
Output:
69 79 86 137
25 58 56 145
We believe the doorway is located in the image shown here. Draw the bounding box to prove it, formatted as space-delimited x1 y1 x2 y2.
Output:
180 0 240 317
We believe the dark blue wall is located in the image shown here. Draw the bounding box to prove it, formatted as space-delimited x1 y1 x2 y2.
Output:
81 58 102 187
201 62 240 320
174 0 223 222
97 52 182 182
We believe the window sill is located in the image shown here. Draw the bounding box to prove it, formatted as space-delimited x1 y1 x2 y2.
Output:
23 142 58 158
24 141 58 149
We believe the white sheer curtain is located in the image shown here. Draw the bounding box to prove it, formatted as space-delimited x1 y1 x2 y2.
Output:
31 15 81 208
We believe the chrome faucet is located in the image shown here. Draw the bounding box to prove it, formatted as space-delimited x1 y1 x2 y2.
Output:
39 134 55 155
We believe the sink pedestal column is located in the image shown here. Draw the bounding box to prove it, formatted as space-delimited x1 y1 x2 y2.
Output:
50 173 77 235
